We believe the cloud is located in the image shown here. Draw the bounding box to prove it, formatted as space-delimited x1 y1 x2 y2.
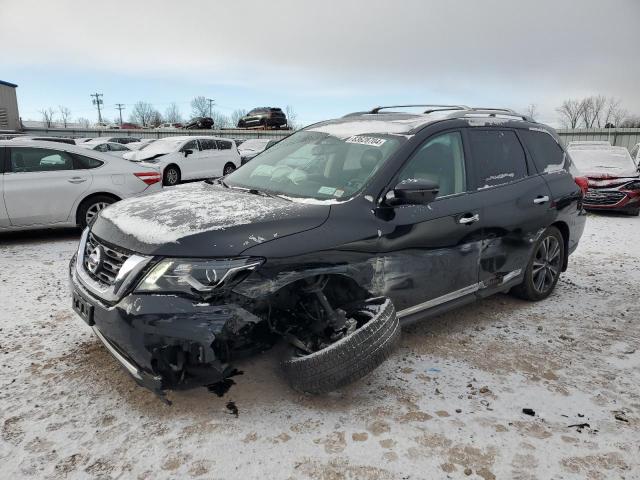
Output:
2 0 639 123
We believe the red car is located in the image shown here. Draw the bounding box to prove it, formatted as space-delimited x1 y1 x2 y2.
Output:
568 143 640 216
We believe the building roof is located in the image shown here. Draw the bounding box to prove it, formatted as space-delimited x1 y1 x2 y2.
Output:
0 80 18 88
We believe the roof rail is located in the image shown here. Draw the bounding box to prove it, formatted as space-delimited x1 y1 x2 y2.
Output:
369 104 469 114
461 108 532 122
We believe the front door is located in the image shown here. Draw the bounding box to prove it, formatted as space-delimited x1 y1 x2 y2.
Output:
4 146 91 226
464 128 555 290
179 139 202 180
376 131 483 315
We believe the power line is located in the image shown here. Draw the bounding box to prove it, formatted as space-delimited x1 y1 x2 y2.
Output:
115 103 126 125
90 93 104 123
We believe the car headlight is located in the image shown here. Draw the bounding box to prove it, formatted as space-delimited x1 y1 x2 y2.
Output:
623 180 640 191
136 257 264 296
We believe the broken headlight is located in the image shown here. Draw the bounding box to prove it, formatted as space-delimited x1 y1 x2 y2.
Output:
136 257 264 295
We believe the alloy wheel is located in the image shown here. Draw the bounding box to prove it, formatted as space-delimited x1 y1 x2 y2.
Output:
532 235 561 294
85 201 110 226
223 164 236 175
166 168 179 185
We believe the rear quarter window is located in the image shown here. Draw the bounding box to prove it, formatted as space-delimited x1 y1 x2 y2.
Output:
73 154 104 169
468 130 528 189
521 130 567 174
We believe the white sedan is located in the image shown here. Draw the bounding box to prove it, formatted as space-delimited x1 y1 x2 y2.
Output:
123 135 241 186
0 140 162 231
79 141 132 157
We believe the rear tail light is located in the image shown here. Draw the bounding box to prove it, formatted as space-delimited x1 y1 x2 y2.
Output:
574 176 589 195
134 172 161 186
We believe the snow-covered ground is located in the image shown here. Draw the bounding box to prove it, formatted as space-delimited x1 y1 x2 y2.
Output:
1 214 638 479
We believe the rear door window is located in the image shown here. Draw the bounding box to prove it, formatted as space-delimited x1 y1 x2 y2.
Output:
200 139 217 150
216 140 232 150
521 130 567 174
468 130 527 189
9 148 74 172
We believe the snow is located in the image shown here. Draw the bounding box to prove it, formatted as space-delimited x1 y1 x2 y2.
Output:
308 120 418 138
100 182 301 245
1 213 640 479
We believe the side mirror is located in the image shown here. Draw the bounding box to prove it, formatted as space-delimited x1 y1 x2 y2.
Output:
183 149 193 157
387 178 439 206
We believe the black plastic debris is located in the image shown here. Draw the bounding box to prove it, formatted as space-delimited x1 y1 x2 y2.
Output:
206 370 244 397
568 422 590 432
614 411 629 423
522 408 535 416
226 401 239 417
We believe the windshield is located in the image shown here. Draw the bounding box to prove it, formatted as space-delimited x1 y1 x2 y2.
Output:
569 147 637 175
225 129 403 201
137 138 184 156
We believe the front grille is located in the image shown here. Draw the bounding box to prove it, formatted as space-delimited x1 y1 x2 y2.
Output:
584 190 626 206
83 234 131 285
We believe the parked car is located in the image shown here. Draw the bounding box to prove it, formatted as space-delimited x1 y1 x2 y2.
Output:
156 123 183 129
85 136 141 145
184 117 214 130
237 107 287 128
238 138 278 164
568 142 640 215
0 140 161 231
630 142 640 166
126 138 157 150
69 105 586 397
120 123 142 130
75 137 95 144
123 135 240 185
79 141 132 157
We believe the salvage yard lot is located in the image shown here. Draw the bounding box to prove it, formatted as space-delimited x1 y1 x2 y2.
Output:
1 213 638 479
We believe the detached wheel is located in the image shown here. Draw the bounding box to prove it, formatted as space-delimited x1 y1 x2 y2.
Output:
281 298 400 394
223 163 236 176
511 226 564 301
78 195 117 229
163 165 181 186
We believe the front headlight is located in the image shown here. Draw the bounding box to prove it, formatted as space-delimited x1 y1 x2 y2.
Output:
136 257 264 296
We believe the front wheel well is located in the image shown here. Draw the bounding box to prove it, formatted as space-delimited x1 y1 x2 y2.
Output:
550 221 570 271
76 192 120 225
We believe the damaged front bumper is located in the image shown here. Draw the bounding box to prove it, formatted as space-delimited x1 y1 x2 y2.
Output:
69 256 266 393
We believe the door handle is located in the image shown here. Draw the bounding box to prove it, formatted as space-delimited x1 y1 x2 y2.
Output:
533 195 549 204
458 213 480 225
68 177 87 184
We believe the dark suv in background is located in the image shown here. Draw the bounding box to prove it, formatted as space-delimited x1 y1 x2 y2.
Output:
237 107 287 128
70 105 587 398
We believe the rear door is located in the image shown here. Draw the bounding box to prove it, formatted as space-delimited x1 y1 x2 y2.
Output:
4 146 91 226
376 130 483 315
465 128 554 292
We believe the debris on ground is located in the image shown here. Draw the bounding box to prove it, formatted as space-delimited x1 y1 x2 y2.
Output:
522 408 535 416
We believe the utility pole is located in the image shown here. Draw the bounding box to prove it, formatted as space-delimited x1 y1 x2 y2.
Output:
90 93 104 123
206 98 215 118
115 103 126 125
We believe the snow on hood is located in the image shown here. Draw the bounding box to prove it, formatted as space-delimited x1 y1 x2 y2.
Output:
98 182 324 246
123 138 184 161
307 120 418 139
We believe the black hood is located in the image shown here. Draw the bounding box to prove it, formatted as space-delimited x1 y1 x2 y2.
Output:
92 182 330 257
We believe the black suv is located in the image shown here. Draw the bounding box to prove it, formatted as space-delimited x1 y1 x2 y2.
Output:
69 105 586 397
237 107 287 128
184 117 214 130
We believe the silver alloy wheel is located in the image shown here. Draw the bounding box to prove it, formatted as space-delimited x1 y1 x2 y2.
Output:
85 201 110 226
166 168 179 185
532 235 561 294
223 164 236 175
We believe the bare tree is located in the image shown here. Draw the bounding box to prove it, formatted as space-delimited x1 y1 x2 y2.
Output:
525 104 538 121
129 101 155 127
620 115 640 128
285 105 299 129
150 110 163 127
580 95 607 128
58 106 72 128
39 107 56 128
230 109 247 127
210 110 230 129
556 99 583 128
164 103 183 123
191 96 209 118
601 98 627 128
77 117 91 128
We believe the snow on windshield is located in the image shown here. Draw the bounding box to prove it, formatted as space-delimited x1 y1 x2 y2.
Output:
569 147 636 174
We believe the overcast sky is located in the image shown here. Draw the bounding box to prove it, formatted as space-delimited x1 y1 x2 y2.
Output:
1 0 638 126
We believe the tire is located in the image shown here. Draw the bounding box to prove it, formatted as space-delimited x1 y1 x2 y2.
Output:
511 226 565 301
163 165 181 186
223 163 236 176
238 120 245 128
281 298 400 394
78 195 117 229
